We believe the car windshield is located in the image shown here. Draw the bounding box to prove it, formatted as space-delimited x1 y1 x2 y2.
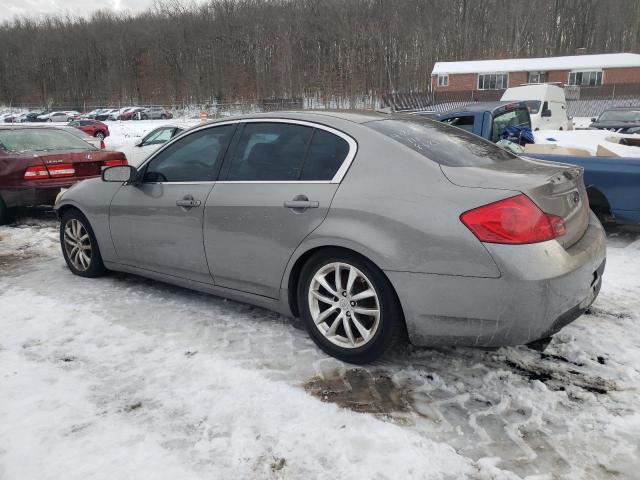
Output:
598 110 640 122
523 100 542 114
367 117 517 167
0 128 97 152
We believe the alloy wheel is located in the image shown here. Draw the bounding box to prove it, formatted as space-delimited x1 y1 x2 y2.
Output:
63 218 92 271
308 262 380 349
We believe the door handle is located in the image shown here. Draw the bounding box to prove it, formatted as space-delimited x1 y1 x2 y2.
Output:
176 195 201 209
284 200 319 209
284 195 319 211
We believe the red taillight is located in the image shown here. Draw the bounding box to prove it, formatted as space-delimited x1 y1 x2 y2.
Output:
24 165 50 180
100 139 105 149
47 163 75 178
102 159 128 168
460 194 566 244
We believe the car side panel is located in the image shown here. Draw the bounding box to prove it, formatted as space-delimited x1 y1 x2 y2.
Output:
297 126 505 279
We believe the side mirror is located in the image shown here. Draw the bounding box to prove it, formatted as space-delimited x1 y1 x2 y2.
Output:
102 165 138 183
135 140 143 147
591 118 597 122
541 109 552 118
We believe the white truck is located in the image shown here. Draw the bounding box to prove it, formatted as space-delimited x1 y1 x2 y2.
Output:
501 84 571 131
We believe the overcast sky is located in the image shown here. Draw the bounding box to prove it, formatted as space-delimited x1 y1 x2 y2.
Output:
0 0 203 23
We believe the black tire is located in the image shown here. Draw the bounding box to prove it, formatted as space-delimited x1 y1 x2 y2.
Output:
297 249 404 364
0 196 9 225
94 131 105 139
160 114 167 119
60 209 107 277
141 114 148 120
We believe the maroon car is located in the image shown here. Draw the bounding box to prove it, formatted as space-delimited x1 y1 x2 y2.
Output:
0 126 127 224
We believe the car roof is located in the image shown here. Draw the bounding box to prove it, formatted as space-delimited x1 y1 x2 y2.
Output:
440 101 528 114
601 106 640 111
198 110 389 128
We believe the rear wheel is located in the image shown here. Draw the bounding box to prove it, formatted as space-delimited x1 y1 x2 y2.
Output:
298 249 404 363
60 209 106 277
0 196 10 225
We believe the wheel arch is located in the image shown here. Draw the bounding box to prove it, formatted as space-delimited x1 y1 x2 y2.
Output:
586 185 612 218
283 243 404 324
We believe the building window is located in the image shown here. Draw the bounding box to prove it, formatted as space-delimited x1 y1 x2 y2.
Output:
477 73 508 90
528 71 547 84
437 74 449 87
568 71 603 87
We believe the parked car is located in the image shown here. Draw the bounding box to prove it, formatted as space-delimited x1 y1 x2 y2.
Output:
20 112 44 122
120 107 145 121
68 119 110 139
37 111 79 122
430 104 640 224
589 107 640 134
95 109 119 121
126 124 184 166
0 125 127 224
501 84 570 131
55 112 605 363
138 107 173 120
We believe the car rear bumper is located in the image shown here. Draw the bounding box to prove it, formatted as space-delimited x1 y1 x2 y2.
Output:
386 212 607 347
0 179 88 208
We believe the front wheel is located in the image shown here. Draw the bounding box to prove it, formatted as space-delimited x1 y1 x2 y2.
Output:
298 249 404 363
60 210 106 277
94 131 105 139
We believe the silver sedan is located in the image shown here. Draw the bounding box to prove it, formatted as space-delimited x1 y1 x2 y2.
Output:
55 112 606 363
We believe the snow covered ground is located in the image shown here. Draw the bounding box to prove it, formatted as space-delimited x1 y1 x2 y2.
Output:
1 210 639 480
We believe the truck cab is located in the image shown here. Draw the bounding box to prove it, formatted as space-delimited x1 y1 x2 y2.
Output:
435 101 532 142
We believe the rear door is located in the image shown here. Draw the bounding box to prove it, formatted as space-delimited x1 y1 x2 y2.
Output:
203 121 355 298
108 125 235 283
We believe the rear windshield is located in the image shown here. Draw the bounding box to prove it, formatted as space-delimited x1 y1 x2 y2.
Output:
598 110 640 122
366 117 517 167
0 128 96 153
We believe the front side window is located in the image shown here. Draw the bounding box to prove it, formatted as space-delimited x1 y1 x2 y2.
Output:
226 123 313 181
437 74 449 87
141 127 176 146
523 100 542 114
491 109 531 142
568 71 603 87
478 73 508 90
143 125 235 183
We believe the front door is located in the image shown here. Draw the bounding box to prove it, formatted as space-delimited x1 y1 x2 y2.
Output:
204 121 354 298
109 124 236 283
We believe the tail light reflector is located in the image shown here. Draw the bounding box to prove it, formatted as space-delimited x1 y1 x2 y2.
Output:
100 139 105 149
47 163 75 178
103 159 128 168
460 194 566 244
24 166 50 180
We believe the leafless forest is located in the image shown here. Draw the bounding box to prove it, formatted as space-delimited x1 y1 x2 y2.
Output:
1 0 639 108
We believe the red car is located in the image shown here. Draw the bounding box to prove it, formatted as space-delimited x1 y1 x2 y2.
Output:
0 126 126 224
68 119 110 139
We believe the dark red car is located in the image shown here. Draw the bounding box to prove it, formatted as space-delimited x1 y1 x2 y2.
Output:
68 119 110 139
0 126 126 224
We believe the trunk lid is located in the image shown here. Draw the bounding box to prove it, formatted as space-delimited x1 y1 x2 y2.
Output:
441 156 590 248
37 150 127 177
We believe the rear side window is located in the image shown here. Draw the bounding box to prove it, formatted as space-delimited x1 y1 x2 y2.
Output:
226 123 313 181
143 125 234 182
300 129 350 180
440 116 475 133
367 117 516 167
